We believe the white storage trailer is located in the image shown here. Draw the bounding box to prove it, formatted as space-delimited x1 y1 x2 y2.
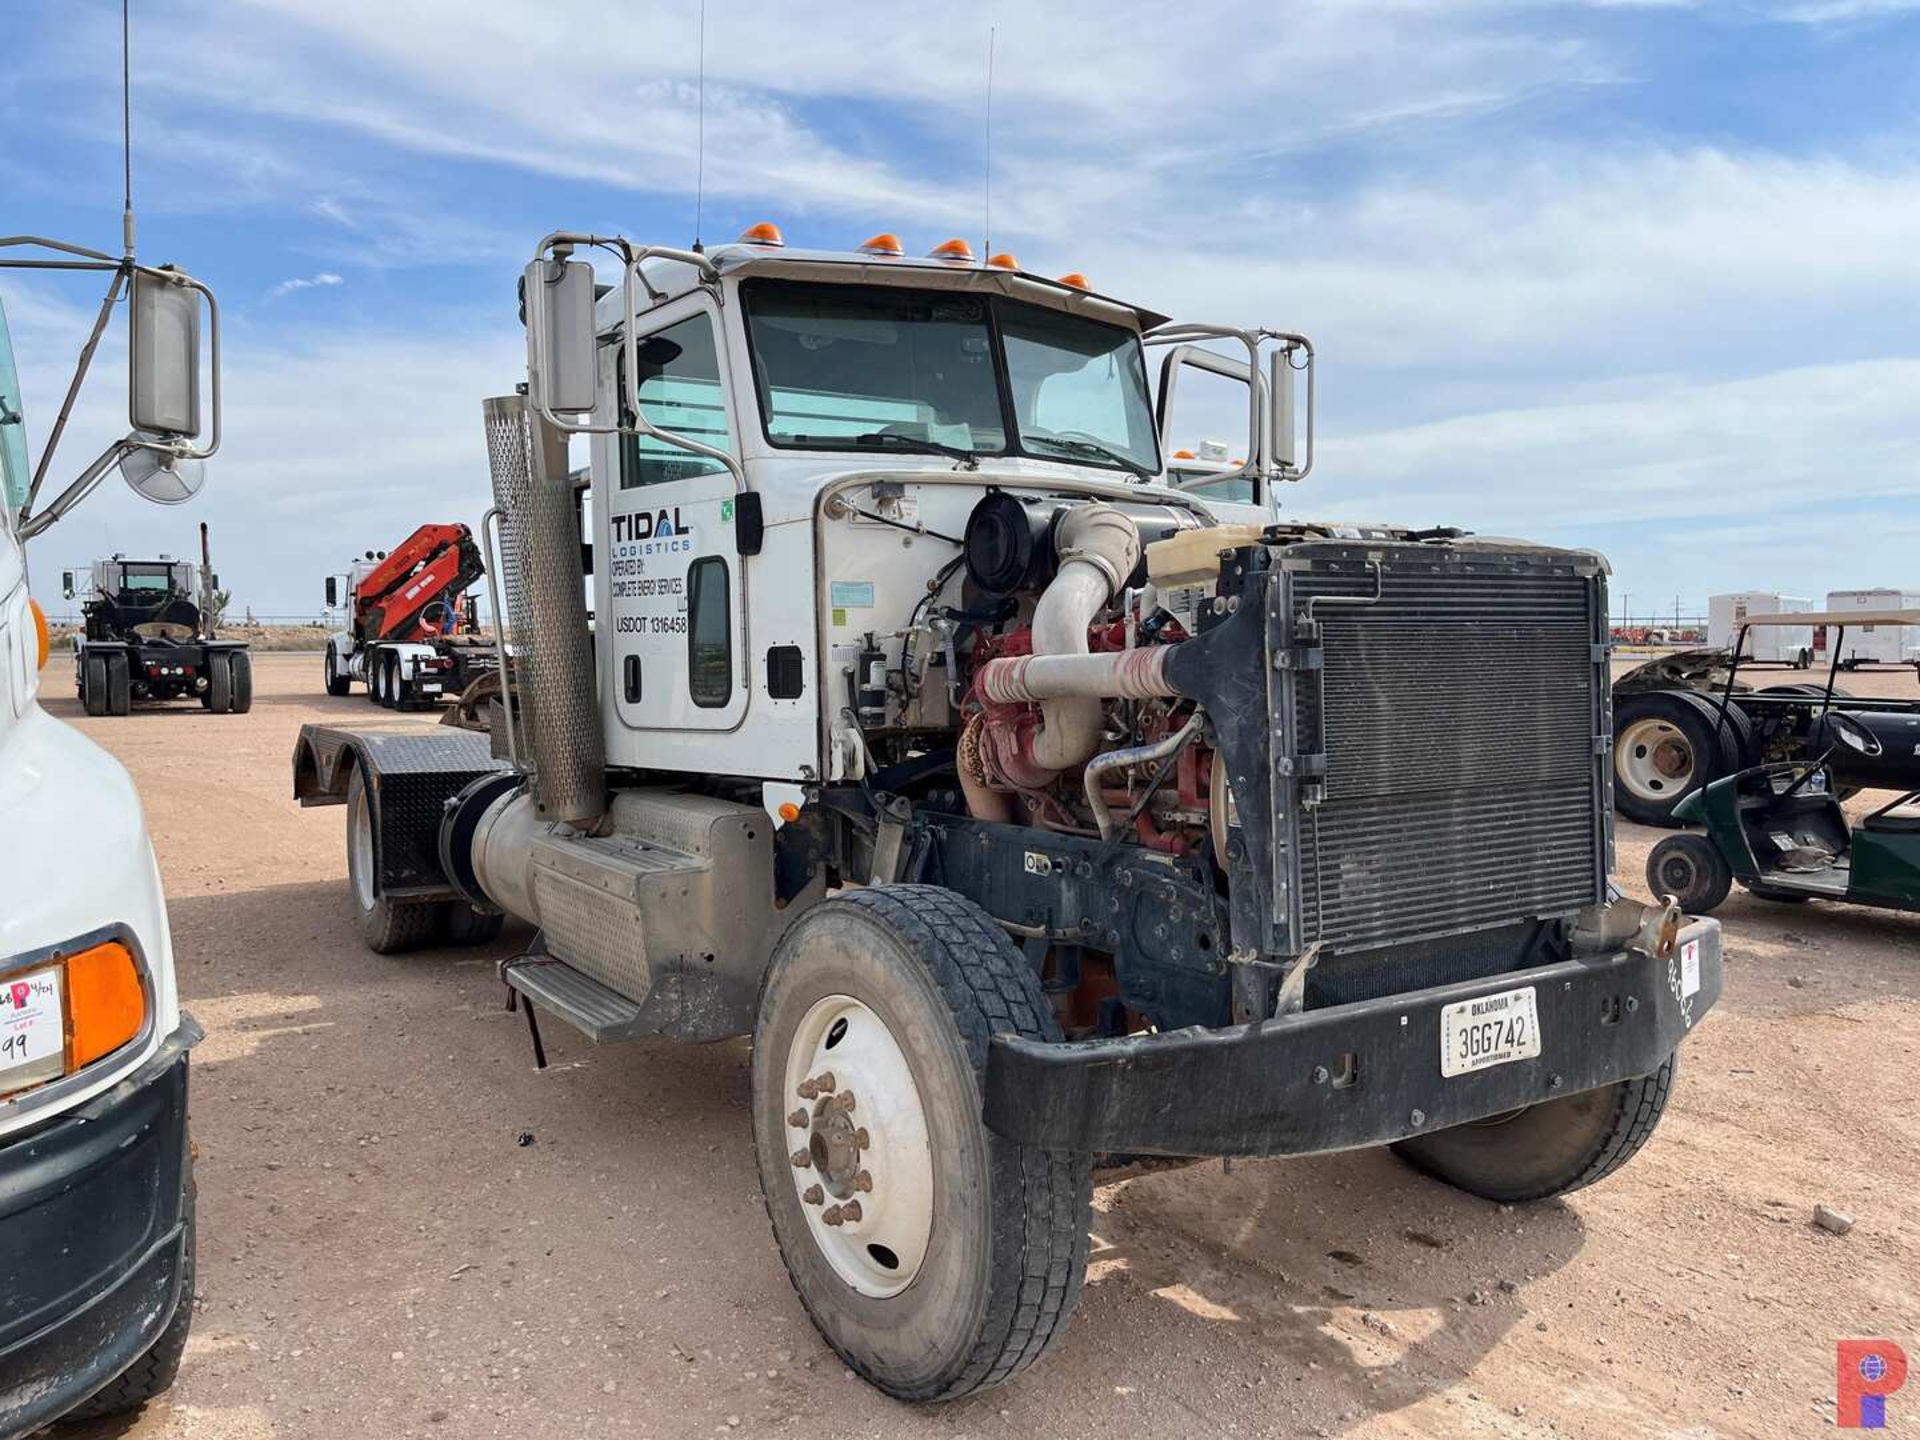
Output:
1825 589 1920 667
1708 592 1812 667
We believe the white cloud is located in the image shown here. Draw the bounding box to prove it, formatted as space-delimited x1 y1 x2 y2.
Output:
269 272 344 299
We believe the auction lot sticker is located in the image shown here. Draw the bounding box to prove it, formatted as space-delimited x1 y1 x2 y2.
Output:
0 967 65 1096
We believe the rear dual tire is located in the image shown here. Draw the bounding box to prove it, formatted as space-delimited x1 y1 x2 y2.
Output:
1613 691 1746 827
345 767 506 953
82 652 131 716
751 886 1091 1402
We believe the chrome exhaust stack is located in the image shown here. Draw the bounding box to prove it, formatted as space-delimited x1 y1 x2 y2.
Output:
481 393 605 827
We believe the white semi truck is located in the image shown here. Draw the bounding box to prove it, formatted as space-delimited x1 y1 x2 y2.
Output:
0 232 217 1431
295 224 1723 1400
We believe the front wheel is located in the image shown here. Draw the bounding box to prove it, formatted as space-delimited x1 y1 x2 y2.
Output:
1646 833 1733 914
750 886 1091 1402
1390 1055 1677 1203
325 645 352 696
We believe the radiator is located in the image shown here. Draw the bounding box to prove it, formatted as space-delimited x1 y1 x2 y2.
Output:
1286 547 1608 955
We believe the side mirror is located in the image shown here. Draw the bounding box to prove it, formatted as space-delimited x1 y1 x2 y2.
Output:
62 571 74 599
129 270 202 438
325 576 338 608
523 258 598 417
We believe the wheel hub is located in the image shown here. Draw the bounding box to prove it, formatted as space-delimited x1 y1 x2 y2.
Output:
782 995 933 1297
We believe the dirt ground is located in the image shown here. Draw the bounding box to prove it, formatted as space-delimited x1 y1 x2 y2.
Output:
41 653 1920 1440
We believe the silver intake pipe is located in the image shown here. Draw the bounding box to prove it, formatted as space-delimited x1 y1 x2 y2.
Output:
482 394 605 827
992 503 1143 774
1083 709 1205 842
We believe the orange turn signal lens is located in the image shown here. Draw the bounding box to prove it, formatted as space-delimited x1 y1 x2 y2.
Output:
27 598 49 671
1172 449 1196 460
1057 272 1092 290
929 238 976 262
65 941 146 1070
777 801 802 823
738 221 786 247
860 233 905 257
986 252 1020 271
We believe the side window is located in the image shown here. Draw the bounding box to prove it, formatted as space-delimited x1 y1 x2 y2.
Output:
687 556 731 708
619 313 732 489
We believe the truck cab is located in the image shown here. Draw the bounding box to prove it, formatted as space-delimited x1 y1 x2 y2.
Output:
296 223 1724 1404
0 280 202 1432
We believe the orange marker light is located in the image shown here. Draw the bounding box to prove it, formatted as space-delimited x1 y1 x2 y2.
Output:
929 238 976 262
1057 272 1092 290
1172 449 1196 460
27 598 49 670
986 252 1020 271
860 233 905 257
738 222 786 247
778 802 802 823
64 940 146 1070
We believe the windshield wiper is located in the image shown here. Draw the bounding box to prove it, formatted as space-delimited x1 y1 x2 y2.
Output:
851 431 982 468
1022 434 1152 479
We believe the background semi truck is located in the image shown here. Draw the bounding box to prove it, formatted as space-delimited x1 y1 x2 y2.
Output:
64 529 252 714
323 522 495 708
295 224 1724 1401
0 227 217 1431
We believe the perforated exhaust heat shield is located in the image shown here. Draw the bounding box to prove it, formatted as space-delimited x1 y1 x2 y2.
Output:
482 394 605 826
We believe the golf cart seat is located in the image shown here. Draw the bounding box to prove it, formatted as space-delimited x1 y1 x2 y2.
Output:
1864 798 1920 834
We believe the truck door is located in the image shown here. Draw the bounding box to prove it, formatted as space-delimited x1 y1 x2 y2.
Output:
602 299 747 733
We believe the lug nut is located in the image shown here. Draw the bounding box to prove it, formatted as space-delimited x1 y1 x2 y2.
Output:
796 1070 837 1100
840 1200 862 1223
853 1170 873 1193
828 1090 857 1115
789 1148 812 1169
821 1204 845 1226
801 1184 823 1205
855 1127 870 1149
787 1108 809 1128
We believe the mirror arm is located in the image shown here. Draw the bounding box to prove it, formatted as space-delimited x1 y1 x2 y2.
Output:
526 234 745 492
20 436 137 539
26 265 128 510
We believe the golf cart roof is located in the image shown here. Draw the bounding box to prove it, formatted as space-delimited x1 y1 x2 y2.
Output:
1741 609 1920 626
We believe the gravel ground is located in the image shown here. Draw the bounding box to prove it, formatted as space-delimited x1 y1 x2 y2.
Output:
41 653 1920 1440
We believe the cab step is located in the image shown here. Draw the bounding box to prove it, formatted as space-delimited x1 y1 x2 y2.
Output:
501 946 650 1045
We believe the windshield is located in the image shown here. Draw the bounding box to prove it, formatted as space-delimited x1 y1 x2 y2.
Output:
0 296 29 516
118 563 184 595
741 280 1160 475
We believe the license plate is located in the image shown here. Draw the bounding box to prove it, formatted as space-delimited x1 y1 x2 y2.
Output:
1440 985 1541 1078
420 683 442 694
0 967 65 1096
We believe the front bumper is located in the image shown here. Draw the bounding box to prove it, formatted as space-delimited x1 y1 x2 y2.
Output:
983 920 1721 1158
0 1018 199 1438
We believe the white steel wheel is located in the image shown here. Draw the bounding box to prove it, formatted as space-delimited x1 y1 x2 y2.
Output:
345 767 443 953
348 769 378 912
781 994 934 1298
1617 716 1694 802
750 886 1091 1402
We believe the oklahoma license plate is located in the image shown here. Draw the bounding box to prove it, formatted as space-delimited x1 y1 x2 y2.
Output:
0 967 65 1096
1440 985 1541 1078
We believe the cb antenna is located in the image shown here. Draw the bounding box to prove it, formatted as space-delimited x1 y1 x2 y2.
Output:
693 0 707 251
983 26 996 259
121 0 135 257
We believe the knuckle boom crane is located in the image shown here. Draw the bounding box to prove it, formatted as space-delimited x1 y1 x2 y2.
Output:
323 522 493 708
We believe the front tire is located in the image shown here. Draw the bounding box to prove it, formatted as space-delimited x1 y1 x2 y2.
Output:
750 886 1091 1402
1646 832 1733 914
346 767 443 953
325 645 352 696
1390 1055 1677 1203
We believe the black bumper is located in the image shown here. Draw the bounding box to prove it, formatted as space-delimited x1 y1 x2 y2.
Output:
983 922 1722 1158
0 1018 200 1438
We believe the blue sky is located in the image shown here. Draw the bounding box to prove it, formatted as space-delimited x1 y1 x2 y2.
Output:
5 0 1918 619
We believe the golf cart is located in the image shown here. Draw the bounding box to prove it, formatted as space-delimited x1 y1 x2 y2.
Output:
1646 609 1920 915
